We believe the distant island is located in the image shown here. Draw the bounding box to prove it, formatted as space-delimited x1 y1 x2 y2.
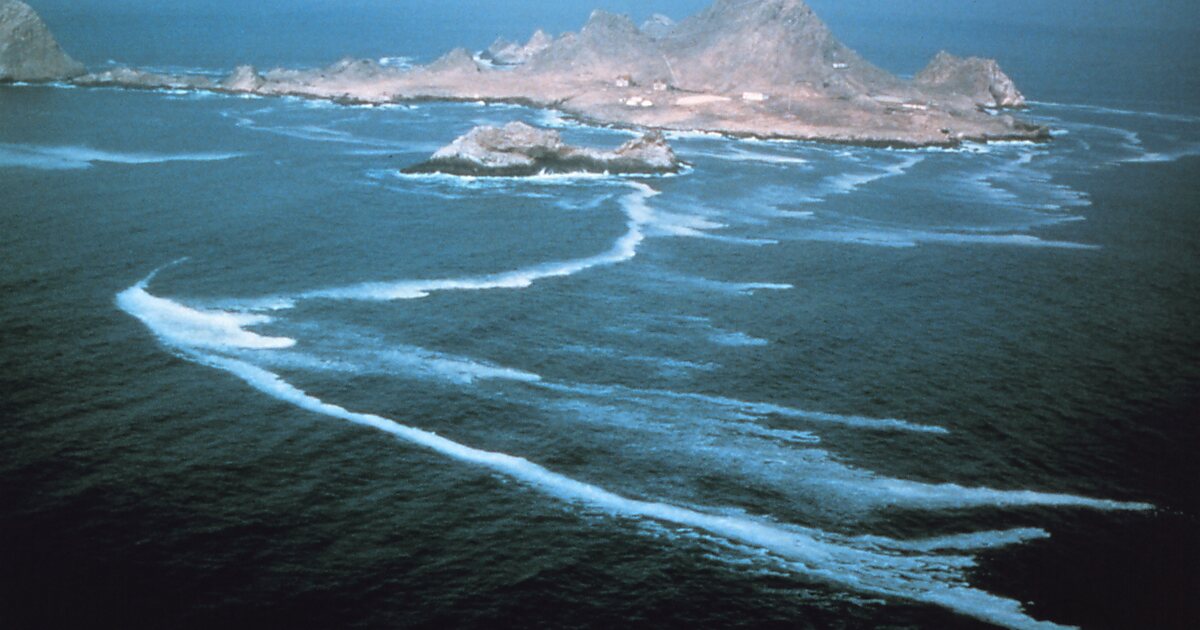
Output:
1 0 1047 147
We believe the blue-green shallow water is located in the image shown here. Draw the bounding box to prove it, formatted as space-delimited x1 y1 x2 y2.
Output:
3 6 1200 630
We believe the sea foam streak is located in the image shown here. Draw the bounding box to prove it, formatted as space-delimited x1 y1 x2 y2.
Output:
120 281 1078 630
537 381 949 434
117 282 295 350
0 143 244 170
300 182 656 301
822 155 925 196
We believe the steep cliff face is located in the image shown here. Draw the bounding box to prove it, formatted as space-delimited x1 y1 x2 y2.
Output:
0 0 84 81
915 51 1026 108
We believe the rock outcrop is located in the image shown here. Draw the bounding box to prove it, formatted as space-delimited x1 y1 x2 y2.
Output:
482 30 553 66
221 65 265 92
0 0 84 81
915 51 1025 108
403 121 681 176
75 66 215 90
423 47 481 75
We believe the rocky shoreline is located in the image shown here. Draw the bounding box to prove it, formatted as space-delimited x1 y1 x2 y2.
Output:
2 0 1051 148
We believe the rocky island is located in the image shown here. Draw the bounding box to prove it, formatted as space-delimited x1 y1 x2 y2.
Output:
3 0 1048 147
404 121 681 177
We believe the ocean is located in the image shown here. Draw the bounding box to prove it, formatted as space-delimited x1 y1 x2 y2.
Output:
2 2 1198 629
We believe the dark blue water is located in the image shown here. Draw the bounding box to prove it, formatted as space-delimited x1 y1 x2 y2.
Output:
3 3 1199 629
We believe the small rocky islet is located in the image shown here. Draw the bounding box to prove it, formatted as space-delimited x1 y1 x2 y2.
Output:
403 122 681 177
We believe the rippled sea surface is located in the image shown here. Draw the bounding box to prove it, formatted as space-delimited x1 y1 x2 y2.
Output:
3 6 1199 630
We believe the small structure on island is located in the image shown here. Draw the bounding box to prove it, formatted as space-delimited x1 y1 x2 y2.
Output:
652 79 669 92
614 74 633 88
832 62 849 70
742 91 769 102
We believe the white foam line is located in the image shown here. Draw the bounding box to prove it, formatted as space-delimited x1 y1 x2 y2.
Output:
256 345 542 385
116 282 295 350
0 143 244 170
683 148 811 166
227 115 415 149
799 230 1098 251
1030 101 1200 124
118 274 1160 629
538 381 948 434
866 479 1153 512
914 232 1100 250
823 155 925 196
857 528 1051 553
1119 143 1200 164
149 346 1069 630
299 182 656 301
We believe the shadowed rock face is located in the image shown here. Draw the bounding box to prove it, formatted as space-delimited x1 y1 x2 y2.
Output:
404 121 681 176
916 51 1026 108
0 0 84 81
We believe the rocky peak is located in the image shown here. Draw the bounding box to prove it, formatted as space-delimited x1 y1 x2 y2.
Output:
0 0 85 81
582 10 641 38
321 57 394 81
662 0 891 93
221 65 265 92
484 29 554 66
528 30 553 48
525 10 669 84
425 47 480 74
